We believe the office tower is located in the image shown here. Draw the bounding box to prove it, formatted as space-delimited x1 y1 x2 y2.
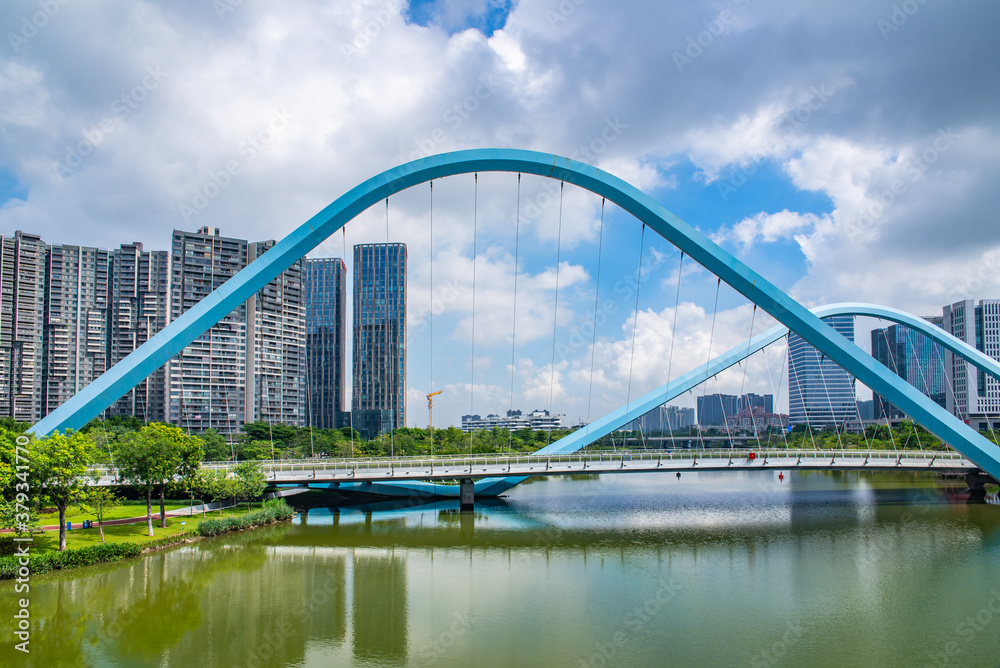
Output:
696 393 738 426
167 227 249 435
353 243 406 435
246 240 306 427
787 316 857 428
305 258 347 429
870 319 947 421
943 300 1000 431
109 242 170 421
0 232 47 421
41 244 112 417
738 393 773 414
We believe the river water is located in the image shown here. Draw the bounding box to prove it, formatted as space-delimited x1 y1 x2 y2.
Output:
2 470 1000 667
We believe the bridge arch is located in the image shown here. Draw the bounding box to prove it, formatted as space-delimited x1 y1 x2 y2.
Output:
29 149 1000 485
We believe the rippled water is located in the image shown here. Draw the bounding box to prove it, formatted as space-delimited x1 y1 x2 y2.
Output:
2 470 999 667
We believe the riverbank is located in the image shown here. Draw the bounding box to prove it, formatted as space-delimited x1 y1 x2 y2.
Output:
0 500 296 578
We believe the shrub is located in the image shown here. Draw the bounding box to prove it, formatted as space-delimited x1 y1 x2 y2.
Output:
197 500 294 537
0 542 142 579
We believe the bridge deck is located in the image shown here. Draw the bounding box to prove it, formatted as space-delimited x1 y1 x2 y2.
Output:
88 450 978 486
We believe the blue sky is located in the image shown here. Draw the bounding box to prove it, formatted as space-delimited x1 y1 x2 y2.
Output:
1 0 997 427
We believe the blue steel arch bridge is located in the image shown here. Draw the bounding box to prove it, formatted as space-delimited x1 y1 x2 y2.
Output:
30 150 1000 503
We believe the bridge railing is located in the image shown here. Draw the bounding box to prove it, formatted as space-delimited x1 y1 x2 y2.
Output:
85 448 972 482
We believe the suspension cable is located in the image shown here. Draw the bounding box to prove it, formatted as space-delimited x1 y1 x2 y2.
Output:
817 352 845 450
344 225 355 459
763 339 790 449
697 278 723 450
546 182 565 448
663 252 684 450
584 198 607 447
469 174 478 456
623 223 647 447
789 333 817 449
429 181 435 457
386 198 395 457
737 305 762 450
508 174 521 452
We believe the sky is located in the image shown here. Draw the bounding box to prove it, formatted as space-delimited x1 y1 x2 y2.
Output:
2 0 998 429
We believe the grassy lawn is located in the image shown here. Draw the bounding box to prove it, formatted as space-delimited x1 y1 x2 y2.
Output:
30 503 271 553
39 503 190 525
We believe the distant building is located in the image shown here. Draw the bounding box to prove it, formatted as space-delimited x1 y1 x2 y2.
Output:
353 243 407 434
788 316 858 429
109 242 170 421
246 240 306 427
461 408 563 433
870 319 947 421
697 394 738 426
0 232 47 422
943 300 1000 431
726 408 789 431
856 399 874 422
738 393 773 414
305 258 347 430
41 244 112 417
626 405 695 432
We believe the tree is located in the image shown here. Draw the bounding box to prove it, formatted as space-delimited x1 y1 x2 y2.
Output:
78 485 122 543
116 423 203 536
198 429 231 462
234 461 267 511
32 431 94 551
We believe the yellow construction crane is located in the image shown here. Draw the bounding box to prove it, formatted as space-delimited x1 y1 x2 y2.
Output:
427 390 443 431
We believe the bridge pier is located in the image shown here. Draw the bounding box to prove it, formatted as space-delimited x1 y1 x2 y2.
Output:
966 472 995 503
460 478 475 509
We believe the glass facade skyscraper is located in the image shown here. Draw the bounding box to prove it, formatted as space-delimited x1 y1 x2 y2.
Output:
353 243 406 434
305 258 347 429
787 316 857 428
870 319 947 420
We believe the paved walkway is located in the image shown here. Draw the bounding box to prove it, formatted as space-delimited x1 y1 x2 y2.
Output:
2 504 236 533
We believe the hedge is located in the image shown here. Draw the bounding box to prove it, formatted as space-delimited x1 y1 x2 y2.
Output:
198 500 294 537
0 542 142 579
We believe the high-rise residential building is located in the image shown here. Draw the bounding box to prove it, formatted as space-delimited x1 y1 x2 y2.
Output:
109 242 171 421
626 405 696 433
943 299 1000 431
870 319 947 421
305 258 347 429
167 227 249 435
696 393 738 426
246 240 306 427
787 316 858 428
738 393 773 414
41 244 112 417
353 243 407 435
0 232 47 422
